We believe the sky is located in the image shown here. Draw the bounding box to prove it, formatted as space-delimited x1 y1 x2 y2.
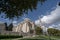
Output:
35 0 60 29
0 0 60 28
26 0 60 21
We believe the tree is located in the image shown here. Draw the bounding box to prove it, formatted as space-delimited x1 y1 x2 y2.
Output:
47 28 60 36
35 27 42 35
4 22 8 30
8 23 13 31
0 0 46 19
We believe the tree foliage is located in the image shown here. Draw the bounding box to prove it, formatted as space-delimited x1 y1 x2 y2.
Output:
5 23 13 31
0 0 46 19
4 22 8 30
35 27 42 35
47 28 60 36
8 23 13 31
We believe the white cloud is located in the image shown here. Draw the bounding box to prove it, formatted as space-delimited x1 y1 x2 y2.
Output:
35 5 60 30
41 6 60 24
35 5 60 26
49 24 60 30
35 20 40 26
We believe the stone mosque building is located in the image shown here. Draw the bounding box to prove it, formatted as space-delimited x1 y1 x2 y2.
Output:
13 18 35 36
0 18 35 36
0 22 5 32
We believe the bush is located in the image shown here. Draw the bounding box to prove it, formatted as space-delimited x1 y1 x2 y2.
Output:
0 35 23 39
20 38 55 40
20 38 56 40
35 27 43 35
47 28 60 36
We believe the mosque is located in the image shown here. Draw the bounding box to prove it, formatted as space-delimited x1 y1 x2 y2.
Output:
13 18 36 36
0 18 36 36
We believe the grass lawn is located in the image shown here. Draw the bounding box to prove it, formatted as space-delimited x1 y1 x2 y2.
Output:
19 35 60 40
0 35 60 40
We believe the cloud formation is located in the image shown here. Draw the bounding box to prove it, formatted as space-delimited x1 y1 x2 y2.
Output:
35 20 40 26
49 24 60 30
35 6 60 28
41 6 60 24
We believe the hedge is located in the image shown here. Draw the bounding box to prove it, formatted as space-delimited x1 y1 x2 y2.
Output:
0 35 23 39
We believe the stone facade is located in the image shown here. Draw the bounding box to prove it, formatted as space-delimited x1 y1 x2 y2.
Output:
13 18 35 36
0 22 20 35
0 23 5 32
0 18 35 36
0 31 20 35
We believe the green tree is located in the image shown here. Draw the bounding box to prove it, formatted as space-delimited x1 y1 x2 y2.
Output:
8 23 13 31
4 22 8 31
0 0 46 19
35 27 42 35
47 28 60 36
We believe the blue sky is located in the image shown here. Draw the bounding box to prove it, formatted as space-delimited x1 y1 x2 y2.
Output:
35 0 60 29
19 0 60 21
0 0 60 25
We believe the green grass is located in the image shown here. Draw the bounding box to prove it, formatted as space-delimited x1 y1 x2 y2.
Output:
0 35 60 40
19 35 60 40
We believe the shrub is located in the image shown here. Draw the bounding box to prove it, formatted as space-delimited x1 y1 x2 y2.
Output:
47 28 60 36
35 27 43 35
0 35 23 39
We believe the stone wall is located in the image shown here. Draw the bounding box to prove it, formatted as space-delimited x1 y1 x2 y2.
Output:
0 31 21 35
0 23 5 32
12 18 36 36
